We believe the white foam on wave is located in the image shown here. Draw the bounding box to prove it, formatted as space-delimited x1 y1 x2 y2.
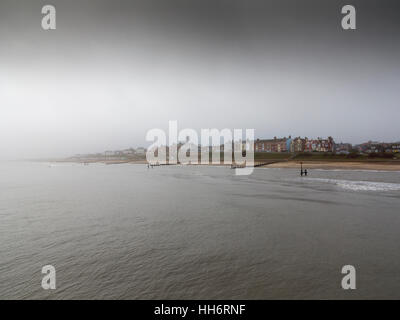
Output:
305 178 400 191
47 163 77 167
313 168 400 173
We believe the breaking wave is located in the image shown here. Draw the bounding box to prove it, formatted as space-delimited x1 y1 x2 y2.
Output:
305 178 400 191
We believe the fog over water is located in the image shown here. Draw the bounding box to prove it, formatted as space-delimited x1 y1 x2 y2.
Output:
1 0 400 159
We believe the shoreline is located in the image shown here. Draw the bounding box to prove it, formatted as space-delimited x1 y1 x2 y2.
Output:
47 159 400 171
266 161 400 171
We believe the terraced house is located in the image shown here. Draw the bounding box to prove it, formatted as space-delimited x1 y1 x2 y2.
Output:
254 137 288 152
304 137 334 152
254 136 335 153
290 137 306 153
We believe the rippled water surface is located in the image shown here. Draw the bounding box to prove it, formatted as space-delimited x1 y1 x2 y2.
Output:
1 162 400 299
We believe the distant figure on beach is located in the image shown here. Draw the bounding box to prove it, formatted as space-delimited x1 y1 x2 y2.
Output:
304 169 308 176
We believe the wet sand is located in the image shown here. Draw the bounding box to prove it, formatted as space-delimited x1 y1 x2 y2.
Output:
267 161 400 171
56 158 400 171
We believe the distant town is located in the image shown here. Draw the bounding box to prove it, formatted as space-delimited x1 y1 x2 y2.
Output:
68 136 400 163
254 136 400 154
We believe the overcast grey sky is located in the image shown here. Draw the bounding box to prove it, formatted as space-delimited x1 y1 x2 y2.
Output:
0 0 399 158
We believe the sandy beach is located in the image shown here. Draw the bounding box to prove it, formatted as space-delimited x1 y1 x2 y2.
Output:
54 158 400 171
266 161 400 171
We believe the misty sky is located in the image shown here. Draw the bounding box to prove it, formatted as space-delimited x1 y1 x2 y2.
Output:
0 0 399 158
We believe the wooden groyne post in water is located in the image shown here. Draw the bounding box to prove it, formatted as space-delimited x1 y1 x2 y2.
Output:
300 162 308 176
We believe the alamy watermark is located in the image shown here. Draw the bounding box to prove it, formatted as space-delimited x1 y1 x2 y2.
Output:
41 4 356 31
146 121 255 175
341 265 356 290
41 5 56 30
341 5 356 30
41 265 56 290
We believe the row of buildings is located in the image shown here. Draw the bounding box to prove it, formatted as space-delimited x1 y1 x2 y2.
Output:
104 147 146 157
254 136 337 153
76 138 400 160
71 147 147 161
254 136 400 154
354 141 400 154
